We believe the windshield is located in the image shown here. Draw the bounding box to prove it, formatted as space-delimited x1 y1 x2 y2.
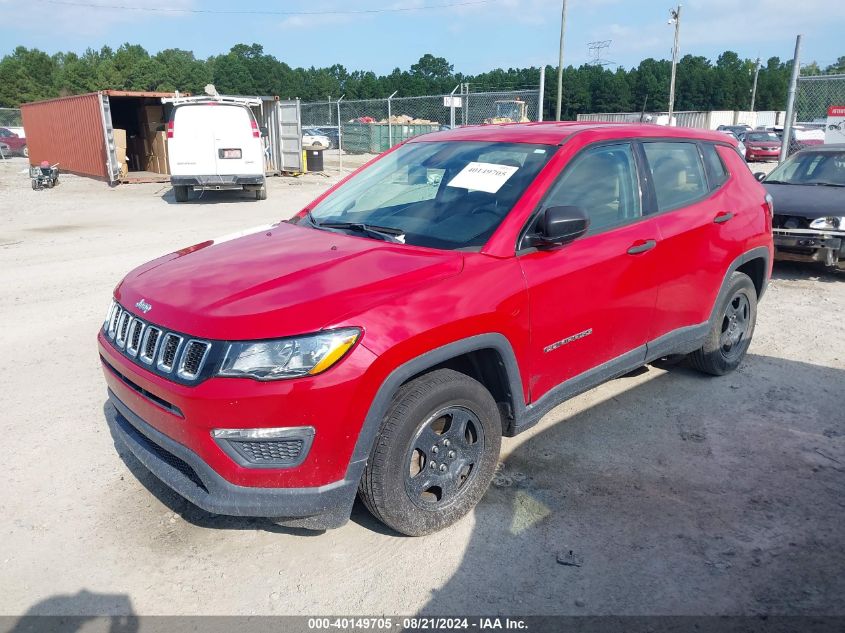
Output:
746 132 780 143
303 141 554 250
495 102 522 119
766 151 845 186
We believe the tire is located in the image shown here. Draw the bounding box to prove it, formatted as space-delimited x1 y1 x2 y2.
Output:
359 368 502 536
255 185 267 201
31 179 37 190
688 271 757 376
22 145 28 158
173 185 189 203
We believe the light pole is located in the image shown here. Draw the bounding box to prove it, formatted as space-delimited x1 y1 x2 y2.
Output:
555 0 568 121
667 5 681 126
749 57 761 112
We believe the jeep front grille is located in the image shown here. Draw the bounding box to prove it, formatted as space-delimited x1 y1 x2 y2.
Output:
103 301 213 383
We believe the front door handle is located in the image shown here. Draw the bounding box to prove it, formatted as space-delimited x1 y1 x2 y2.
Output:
714 211 734 224
627 239 657 255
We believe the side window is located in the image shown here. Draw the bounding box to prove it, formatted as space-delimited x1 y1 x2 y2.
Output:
643 142 708 211
701 144 728 189
543 143 641 236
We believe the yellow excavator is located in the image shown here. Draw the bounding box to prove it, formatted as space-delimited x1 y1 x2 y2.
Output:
484 100 530 125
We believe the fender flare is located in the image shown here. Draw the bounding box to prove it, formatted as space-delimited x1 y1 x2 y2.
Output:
342 333 526 483
707 245 771 325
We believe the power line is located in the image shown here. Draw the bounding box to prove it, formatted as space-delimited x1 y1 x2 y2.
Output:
37 0 495 15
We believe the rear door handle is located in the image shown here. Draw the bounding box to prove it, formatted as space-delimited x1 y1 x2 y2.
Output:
714 211 734 224
627 239 657 255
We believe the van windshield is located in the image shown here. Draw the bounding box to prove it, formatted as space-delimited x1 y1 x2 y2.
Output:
302 141 554 250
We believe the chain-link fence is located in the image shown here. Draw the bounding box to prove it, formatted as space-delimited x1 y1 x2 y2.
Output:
787 73 845 154
300 88 542 172
0 107 22 127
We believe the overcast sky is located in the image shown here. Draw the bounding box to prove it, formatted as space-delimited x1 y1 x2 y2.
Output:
4 0 843 74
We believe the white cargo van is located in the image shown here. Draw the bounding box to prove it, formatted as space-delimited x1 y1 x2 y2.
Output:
164 96 267 202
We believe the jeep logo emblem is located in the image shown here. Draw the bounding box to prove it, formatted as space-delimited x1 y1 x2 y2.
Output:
135 299 152 314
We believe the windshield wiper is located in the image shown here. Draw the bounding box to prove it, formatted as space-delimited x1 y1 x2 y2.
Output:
804 182 845 187
763 179 792 185
318 221 406 244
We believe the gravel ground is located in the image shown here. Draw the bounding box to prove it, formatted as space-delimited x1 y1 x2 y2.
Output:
0 156 843 618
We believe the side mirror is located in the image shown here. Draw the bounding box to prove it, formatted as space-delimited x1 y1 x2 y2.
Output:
535 205 590 247
754 172 766 182
259 126 269 137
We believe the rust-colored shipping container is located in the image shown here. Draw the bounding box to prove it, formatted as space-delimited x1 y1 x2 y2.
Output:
21 90 180 183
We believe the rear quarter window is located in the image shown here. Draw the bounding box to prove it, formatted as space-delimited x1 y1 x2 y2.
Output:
701 143 729 189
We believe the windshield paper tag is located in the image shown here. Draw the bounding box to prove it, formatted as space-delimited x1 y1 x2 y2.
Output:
447 162 519 194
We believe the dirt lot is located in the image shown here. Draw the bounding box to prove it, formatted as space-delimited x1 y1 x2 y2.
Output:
0 156 843 618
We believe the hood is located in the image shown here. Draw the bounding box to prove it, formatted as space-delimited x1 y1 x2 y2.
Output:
115 222 463 340
764 183 845 219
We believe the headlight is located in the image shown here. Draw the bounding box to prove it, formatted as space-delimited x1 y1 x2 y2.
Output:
809 217 845 230
219 328 360 380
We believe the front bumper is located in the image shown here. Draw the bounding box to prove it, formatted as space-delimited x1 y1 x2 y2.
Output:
746 148 780 161
106 390 358 526
98 325 380 525
774 229 845 269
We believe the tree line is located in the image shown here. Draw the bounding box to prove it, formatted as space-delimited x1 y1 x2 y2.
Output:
1 43 843 119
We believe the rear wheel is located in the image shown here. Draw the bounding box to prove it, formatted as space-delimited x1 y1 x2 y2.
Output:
173 185 189 203
359 369 501 536
255 185 267 201
689 272 757 376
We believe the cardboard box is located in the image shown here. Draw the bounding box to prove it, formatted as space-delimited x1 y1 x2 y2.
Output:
144 106 164 129
143 131 170 175
113 128 127 149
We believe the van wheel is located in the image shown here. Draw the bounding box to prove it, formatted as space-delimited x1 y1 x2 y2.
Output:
174 186 189 203
689 272 757 376
255 185 267 201
359 369 501 536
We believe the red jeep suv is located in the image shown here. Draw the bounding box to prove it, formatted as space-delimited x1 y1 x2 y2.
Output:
99 123 773 535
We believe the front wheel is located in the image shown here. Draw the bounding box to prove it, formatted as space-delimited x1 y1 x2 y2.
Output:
173 185 189 203
688 271 757 376
22 145 28 158
359 369 502 536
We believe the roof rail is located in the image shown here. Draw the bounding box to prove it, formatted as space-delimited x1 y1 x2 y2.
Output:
160 94 262 107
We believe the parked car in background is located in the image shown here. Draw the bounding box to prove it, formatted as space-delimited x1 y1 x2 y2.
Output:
717 124 752 138
0 127 27 157
718 130 746 159
741 130 781 162
99 122 773 536
302 127 332 149
758 144 845 270
165 95 267 202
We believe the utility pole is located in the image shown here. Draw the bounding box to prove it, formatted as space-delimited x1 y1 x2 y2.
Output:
555 0 568 121
749 57 761 112
667 5 681 126
780 35 802 164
